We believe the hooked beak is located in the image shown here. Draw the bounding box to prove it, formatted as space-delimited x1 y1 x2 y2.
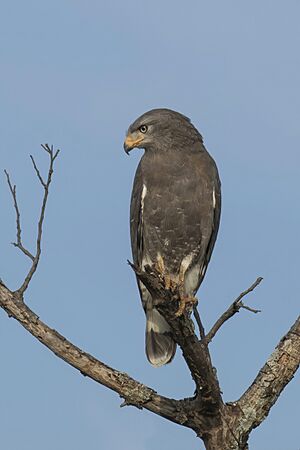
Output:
123 132 145 154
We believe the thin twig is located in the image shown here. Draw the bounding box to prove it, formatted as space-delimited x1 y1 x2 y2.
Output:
30 155 46 188
41 143 60 161
205 277 263 343
241 304 261 313
193 305 206 340
4 170 35 261
233 277 263 304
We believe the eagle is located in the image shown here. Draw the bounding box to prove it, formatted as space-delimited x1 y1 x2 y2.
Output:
124 109 221 367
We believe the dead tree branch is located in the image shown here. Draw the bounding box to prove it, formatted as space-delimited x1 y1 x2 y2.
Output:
5 144 59 296
236 315 300 442
205 277 263 344
0 281 195 429
4 170 35 261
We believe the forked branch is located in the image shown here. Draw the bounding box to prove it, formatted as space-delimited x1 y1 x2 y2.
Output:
205 277 263 344
4 144 59 296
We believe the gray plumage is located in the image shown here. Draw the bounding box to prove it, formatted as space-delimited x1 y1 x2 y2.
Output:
124 109 221 367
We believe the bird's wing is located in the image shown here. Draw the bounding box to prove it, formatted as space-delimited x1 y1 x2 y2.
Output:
130 160 176 366
130 160 143 268
130 161 150 310
196 166 221 288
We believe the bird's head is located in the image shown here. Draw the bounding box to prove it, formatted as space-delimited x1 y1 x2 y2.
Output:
123 108 202 154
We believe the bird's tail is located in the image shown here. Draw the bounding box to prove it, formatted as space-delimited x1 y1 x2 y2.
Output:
145 307 176 367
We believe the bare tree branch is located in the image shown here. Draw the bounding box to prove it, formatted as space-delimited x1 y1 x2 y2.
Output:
4 170 35 261
235 315 300 447
0 281 202 433
205 277 263 344
5 144 60 296
30 155 47 188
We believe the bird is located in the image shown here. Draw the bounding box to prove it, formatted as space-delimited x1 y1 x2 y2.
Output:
124 108 221 367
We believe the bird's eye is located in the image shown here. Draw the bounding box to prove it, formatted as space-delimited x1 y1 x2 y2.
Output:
139 125 148 133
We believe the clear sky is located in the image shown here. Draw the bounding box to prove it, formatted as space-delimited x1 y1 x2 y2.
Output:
0 1 299 449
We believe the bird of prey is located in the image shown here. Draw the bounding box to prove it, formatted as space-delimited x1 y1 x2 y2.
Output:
124 109 221 367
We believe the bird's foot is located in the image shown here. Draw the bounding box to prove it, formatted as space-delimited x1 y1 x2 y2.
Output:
175 291 197 317
164 273 172 290
154 257 174 292
154 256 165 279
164 275 181 292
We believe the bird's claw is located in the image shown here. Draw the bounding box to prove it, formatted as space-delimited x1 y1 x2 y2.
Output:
175 294 197 317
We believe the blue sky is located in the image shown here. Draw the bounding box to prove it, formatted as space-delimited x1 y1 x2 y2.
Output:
0 1 299 449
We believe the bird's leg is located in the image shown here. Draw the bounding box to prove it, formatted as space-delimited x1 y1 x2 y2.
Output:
175 292 198 317
175 267 197 317
154 255 172 291
154 256 197 315
164 274 171 291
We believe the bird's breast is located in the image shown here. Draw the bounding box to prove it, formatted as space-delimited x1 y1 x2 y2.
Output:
139 152 205 275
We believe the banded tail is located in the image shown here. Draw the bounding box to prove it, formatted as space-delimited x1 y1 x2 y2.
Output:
145 307 176 367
